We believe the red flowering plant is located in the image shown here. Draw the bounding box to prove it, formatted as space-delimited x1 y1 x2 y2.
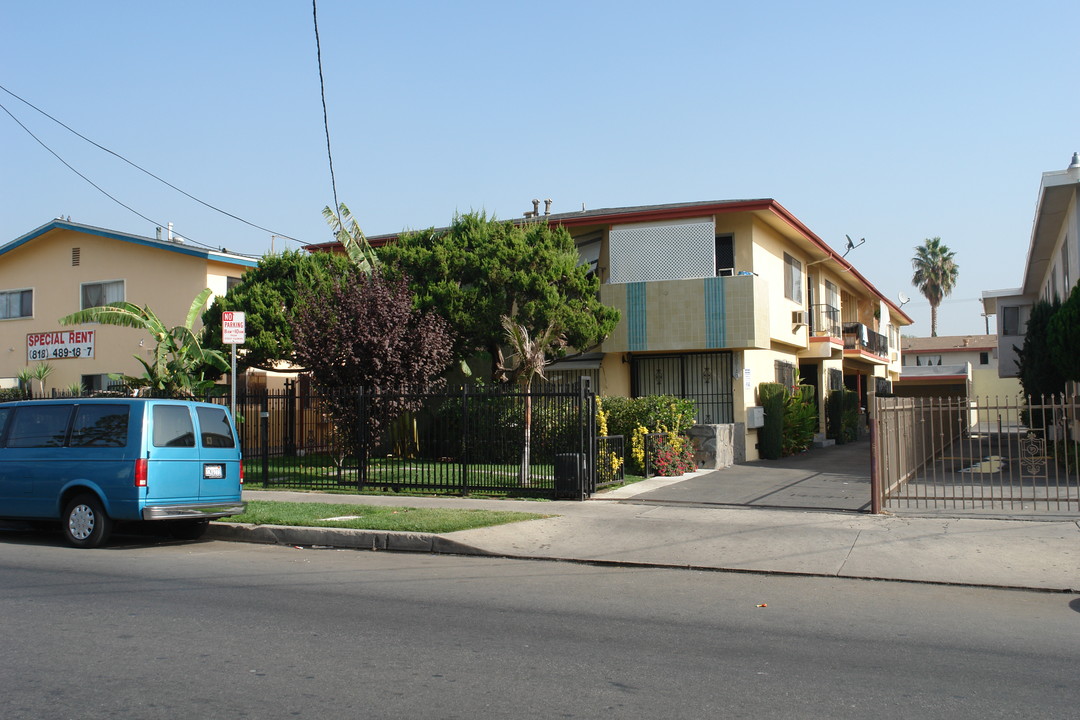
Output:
648 432 697 477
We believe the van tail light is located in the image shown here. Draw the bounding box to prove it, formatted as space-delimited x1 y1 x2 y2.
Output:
134 458 148 487
239 460 244 484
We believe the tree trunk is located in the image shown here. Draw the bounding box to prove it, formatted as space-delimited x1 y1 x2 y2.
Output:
930 303 939 337
519 389 532 487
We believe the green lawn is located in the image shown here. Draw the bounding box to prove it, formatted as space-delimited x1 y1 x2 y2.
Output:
220 499 549 533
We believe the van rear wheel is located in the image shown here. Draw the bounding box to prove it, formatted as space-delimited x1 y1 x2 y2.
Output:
63 494 112 548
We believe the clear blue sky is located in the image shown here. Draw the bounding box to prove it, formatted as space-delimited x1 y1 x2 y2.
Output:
3 1 1078 337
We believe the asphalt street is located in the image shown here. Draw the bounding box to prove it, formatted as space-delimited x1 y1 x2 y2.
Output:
2 538 1079 719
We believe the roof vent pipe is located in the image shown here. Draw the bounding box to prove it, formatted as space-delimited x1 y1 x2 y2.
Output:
544 199 552 215
167 222 174 242
156 226 162 241
1068 151 1080 175
532 199 540 216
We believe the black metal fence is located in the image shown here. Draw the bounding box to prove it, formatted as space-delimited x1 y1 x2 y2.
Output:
235 379 609 499
12 379 624 499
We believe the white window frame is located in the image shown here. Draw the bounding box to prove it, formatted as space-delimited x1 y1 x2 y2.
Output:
80 280 125 309
0 288 33 320
784 253 803 304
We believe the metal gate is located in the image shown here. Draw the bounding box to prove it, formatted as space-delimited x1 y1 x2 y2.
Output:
632 352 734 424
871 394 1079 512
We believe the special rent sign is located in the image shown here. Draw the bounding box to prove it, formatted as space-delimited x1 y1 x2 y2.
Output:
27 330 96 362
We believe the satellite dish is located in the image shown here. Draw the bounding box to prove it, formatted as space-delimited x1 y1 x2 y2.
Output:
898 291 911 307
842 234 866 258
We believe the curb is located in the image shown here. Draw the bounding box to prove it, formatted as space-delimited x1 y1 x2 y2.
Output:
206 523 1077 594
206 522 491 556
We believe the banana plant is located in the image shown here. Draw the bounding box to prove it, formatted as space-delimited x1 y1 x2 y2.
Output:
59 289 228 396
322 202 380 275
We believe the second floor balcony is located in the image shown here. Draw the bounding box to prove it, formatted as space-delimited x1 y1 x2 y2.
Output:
843 321 889 359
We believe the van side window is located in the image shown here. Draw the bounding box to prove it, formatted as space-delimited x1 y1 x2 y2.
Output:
197 406 236 448
7 405 73 447
0 407 10 440
153 405 196 448
70 405 129 447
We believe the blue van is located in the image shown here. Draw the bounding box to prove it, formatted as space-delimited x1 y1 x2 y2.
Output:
0 398 245 548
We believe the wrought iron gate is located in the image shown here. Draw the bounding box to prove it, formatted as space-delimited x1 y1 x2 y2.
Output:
872 394 1079 512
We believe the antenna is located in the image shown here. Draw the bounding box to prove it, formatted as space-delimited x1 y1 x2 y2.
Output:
842 234 866 258
898 291 911 307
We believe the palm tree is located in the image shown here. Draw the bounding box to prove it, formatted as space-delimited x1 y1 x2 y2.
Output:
911 237 959 337
58 289 228 396
500 316 565 486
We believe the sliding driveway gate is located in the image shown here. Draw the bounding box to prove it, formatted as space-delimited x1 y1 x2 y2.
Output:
872 394 1079 513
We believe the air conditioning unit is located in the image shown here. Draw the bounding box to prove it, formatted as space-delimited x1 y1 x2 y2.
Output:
791 310 808 327
717 267 735 277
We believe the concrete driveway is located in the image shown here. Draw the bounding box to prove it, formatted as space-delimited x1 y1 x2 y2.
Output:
628 439 873 512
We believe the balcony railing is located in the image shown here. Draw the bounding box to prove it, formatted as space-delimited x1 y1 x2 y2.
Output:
842 322 889 358
810 304 841 338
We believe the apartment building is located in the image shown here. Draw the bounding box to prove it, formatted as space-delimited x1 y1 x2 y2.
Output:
312 198 912 462
0 219 257 392
982 153 1080 377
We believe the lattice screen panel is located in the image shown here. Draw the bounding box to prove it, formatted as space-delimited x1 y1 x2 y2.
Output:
609 218 715 284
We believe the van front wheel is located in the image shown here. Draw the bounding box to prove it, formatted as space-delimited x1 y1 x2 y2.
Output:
63 495 112 548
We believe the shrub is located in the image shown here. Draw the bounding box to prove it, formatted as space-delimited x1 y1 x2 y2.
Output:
782 384 817 456
826 389 859 444
600 395 697 475
758 383 786 459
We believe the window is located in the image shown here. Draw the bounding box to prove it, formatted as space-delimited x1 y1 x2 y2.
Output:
715 235 734 275
153 405 195 448
81 280 124 309
774 360 797 387
70 405 129 448
7 405 73 448
784 253 803 303
1062 240 1071 294
197 406 236 448
979 352 989 365
0 289 32 319
81 374 120 392
227 276 242 291
1001 306 1020 336
827 368 844 392
915 355 942 366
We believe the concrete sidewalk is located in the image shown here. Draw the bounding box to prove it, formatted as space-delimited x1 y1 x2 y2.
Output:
210 475 1080 593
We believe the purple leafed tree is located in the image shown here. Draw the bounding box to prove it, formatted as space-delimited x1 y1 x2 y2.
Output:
291 271 454 458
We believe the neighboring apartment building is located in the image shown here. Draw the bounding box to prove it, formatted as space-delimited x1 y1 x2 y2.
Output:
311 198 912 462
895 334 1022 399
0 219 258 392
982 153 1080 377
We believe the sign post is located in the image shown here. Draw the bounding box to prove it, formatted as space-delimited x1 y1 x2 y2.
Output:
221 311 246 422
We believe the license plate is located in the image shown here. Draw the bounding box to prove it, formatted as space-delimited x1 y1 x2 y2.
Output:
203 464 224 479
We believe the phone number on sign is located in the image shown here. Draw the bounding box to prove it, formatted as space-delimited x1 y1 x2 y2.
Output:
29 346 92 361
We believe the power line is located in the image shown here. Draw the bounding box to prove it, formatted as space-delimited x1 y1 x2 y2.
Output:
0 82 305 247
312 0 343 231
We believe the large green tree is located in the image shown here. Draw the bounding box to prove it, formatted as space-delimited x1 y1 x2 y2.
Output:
379 212 619 381
911 237 959 337
1047 282 1080 383
1016 298 1066 400
201 250 356 371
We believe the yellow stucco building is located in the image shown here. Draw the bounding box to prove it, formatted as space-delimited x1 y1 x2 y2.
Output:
310 198 913 462
0 219 258 392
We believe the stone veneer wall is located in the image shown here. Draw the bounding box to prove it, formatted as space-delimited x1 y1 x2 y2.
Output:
688 424 735 469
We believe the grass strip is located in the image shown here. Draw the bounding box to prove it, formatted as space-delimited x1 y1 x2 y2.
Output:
220 500 549 534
